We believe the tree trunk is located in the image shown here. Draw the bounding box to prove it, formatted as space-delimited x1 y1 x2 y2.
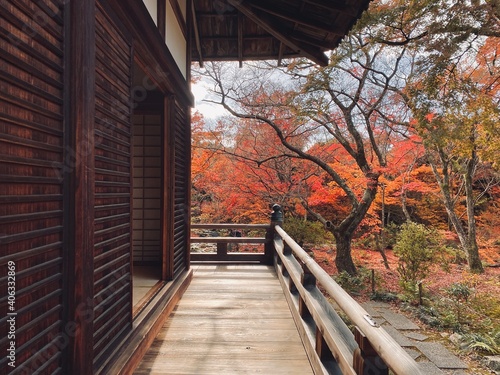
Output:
429 154 484 274
333 231 357 275
464 156 484 273
377 184 390 269
401 189 412 222
375 233 390 269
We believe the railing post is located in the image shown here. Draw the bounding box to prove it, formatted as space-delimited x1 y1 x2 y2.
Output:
265 204 283 265
299 262 315 319
353 327 388 375
315 329 334 364
217 242 228 257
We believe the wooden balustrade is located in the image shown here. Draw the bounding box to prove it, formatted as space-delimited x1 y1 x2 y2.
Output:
273 224 423 375
190 205 422 374
190 223 273 263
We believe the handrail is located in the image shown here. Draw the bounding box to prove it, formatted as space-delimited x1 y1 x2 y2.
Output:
190 223 273 264
274 225 423 375
191 223 271 229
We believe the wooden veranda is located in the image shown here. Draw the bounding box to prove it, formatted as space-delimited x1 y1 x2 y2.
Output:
133 206 423 375
134 264 314 374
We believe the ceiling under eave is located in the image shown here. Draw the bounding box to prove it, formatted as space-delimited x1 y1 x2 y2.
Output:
191 0 371 67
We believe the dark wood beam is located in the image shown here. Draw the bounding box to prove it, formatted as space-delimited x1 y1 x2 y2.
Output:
227 0 329 66
65 1 95 374
191 1 204 67
169 0 187 39
249 1 344 35
290 32 338 50
199 35 274 41
238 11 243 67
109 0 193 106
158 0 166 39
303 0 360 17
278 41 285 66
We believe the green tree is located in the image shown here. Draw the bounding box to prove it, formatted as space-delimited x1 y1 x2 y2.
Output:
394 221 440 290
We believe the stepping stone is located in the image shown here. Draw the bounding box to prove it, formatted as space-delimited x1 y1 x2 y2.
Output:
417 362 445 374
380 309 420 330
405 332 429 341
361 303 383 317
404 348 422 360
415 342 468 369
382 325 414 347
363 300 390 309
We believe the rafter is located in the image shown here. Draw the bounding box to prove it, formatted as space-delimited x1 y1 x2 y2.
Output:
303 0 360 17
238 11 244 67
290 33 338 50
249 1 344 35
227 0 329 66
191 3 204 67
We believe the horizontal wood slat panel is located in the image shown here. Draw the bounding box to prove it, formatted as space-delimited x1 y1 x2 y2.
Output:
92 3 132 370
0 2 65 373
172 99 190 277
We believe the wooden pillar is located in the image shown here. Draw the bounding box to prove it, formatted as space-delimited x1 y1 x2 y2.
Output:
353 327 388 375
265 204 283 264
217 242 228 257
64 1 96 374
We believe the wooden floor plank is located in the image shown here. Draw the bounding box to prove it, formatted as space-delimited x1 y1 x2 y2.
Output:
134 265 314 374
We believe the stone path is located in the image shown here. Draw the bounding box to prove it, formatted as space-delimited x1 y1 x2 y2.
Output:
362 301 470 375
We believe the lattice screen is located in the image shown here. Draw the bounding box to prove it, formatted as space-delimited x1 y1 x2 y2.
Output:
132 114 162 264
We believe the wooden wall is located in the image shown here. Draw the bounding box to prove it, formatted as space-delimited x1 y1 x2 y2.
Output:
172 99 191 277
0 1 66 373
1 0 192 373
93 2 133 369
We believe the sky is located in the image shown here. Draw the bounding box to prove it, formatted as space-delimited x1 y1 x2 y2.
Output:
191 77 227 120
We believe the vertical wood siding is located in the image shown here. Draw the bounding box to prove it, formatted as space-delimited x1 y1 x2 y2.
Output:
93 3 132 369
172 99 190 277
0 1 65 374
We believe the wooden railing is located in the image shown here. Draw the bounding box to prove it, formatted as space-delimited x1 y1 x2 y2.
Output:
273 225 422 375
190 223 273 263
190 205 423 375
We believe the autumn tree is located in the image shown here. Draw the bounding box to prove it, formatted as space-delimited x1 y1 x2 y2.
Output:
192 111 317 222
407 84 499 273
361 0 500 273
197 33 409 275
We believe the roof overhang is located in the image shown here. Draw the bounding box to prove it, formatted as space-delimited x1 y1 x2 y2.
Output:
191 0 371 67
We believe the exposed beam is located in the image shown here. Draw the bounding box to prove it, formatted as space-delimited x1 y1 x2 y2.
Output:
303 0 360 17
227 0 329 66
249 2 344 35
199 35 274 41
238 11 243 67
290 32 338 50
66 1 96 374
191 2 204 67
278 41 285 66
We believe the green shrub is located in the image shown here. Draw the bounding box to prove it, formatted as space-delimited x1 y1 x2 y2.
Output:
462 331 500 355
445 283 473 326
394 222 440 292
370 291 398 302
333 267 372 295
283 217 329 249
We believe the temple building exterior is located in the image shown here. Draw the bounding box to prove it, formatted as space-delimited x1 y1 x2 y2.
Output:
0 1 369 373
